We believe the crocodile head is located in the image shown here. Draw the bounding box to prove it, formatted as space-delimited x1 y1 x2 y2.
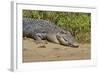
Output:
60 31 79 47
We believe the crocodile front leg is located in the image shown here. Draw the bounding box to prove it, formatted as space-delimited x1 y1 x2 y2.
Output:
46 33 60 44
33 33 48 44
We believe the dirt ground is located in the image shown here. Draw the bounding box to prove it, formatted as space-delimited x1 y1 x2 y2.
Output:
23 38 91 63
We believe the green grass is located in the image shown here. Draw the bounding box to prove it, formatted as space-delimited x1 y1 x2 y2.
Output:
23 10 91 43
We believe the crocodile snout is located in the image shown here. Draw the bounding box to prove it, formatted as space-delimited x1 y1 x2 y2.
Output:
70 42 79 48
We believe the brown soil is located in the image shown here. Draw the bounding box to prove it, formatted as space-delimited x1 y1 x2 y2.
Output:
23 38 91 63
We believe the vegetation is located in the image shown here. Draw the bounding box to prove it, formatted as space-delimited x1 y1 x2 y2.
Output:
23 10 91 43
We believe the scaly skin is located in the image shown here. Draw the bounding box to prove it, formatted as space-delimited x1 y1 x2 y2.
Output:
23 18 79 47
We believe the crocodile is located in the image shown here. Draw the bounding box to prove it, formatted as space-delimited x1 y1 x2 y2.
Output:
23 18 79 47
